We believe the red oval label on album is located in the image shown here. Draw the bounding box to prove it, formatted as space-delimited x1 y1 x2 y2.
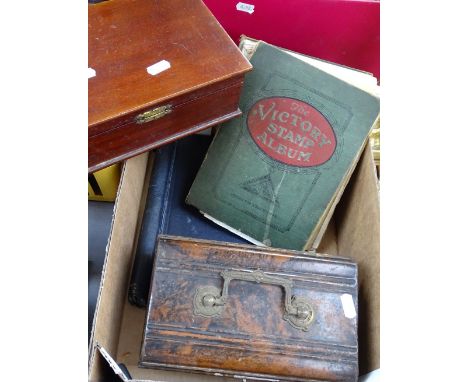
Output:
247 97 336 167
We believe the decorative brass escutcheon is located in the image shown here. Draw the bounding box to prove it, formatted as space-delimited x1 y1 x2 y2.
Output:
193 269 314 331
134 105 172 124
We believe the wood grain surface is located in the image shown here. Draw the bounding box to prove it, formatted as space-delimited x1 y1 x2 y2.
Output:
88 0 252 172
141 235 359 381
88 78 244 173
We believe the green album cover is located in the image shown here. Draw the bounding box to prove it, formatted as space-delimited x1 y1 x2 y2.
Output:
187 42 379 250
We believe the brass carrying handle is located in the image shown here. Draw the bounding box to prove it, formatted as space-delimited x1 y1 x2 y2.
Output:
193 269 314 331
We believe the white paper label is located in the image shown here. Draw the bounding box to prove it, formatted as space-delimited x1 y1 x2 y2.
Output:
236 2 255 14
88 67 96 79
146 60 171 76
341 293 357 319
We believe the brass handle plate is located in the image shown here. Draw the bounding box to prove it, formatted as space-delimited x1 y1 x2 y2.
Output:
193 269 314 332
134 105 172 124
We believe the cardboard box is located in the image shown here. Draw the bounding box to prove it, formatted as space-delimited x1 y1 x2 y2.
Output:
88 142 380 381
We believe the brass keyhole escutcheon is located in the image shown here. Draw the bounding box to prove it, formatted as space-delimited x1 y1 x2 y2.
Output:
134 105 172 124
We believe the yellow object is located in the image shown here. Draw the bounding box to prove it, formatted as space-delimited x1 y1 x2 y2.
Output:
88 164 121 202
370 117 380 168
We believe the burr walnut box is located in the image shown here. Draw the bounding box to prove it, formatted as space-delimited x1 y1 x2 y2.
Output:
141 235 359 382
88 0 252 173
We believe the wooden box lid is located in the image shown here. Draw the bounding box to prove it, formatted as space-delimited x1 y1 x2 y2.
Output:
141 235 359 381
88 0 251 126
88 0 251 142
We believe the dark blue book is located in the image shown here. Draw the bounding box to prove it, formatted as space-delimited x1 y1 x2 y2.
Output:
128 134 247 307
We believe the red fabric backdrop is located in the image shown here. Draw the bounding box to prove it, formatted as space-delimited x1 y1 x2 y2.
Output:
203 0 380 80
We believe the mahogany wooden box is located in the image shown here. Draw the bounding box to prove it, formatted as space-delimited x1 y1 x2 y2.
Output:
88 0 252 173
141 235 359 382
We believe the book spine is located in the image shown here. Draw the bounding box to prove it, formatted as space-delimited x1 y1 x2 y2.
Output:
128 144 176 307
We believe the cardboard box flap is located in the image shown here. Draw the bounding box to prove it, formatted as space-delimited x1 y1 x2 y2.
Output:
336 143 380 373
89 153 150 380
